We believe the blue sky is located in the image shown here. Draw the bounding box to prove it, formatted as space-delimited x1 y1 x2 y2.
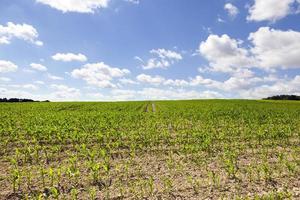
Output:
0 0 300 101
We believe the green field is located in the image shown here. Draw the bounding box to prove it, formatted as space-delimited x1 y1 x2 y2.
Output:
0 100 299 199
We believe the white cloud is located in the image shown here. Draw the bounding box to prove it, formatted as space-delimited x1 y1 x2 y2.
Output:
247 0 298 22
125 0 140 4
30 63 47 71
34 81 45 84
110 89 137 100
71 62 130 88
97 88 223 101
23 84 39 90
50 84 81 100
0 77 11 82
86 89 137 101
141 48 183 70
187 71 300 99
163 79 189 87
220 77 262 91
199 34 254 72
224 3 239 18
136 73 260 92
119 78 138 85
190 75 219 87
189 70 275 92
48 73 64 80
0 22 43 46
52 53 87 62
4 83 39 90
249 27 300 69
0 87 37 99
134 56 144 63
217 17 225 23
0 60 18 73
86 92 104 99
138 88 222 100
232 68 255 78
199 27 300 72
240 75 300 99
136 74 165 85
0 84 80 101
36 0 109 13
136 73 189 87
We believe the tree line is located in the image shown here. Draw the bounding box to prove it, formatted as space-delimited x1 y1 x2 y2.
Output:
0 98 50 102
263 95 300 101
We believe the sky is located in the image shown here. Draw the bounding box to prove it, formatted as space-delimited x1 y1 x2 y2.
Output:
0 0 300 101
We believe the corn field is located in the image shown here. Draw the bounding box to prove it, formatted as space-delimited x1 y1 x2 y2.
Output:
0 100 299 199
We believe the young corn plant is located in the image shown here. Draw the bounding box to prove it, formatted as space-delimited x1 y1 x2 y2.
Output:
261 163 272 183
26 170 32 191
162 176 173 194
88 187 97 200
208 170 220 188
71 188 79 200
10 167 21 193
187 175 201 194
90 162 101 185
50 187 60 199
223 150 239 179
147 176 155 197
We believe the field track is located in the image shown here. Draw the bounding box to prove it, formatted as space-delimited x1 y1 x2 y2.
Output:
151 103 156 112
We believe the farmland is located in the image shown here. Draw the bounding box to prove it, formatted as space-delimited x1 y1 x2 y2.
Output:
0 100 299 199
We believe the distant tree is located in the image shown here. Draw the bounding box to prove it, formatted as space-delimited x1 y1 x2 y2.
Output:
0 98 48 102
0 98 8 102
263 95 300 101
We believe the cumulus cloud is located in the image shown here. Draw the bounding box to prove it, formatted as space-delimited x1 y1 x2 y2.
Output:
119 78 138 85
36 0 109 13
30 63 47 71
34 81 45 85
199 27 300 72
240 75 300 99
189 69 278 93
187 71 300 99
0 77 11 82
48 73 64 80
163 79 189 87
125 0 140 4
0 87 37 99
136 73 189 87
0 60 18 73
0 22 43 46
136 74 165 85
199 34 254 72
71 62 130 88
224 3 239 18
50 84 81 100
140 48 183 70
247 0 299 22
249 27 300 69
52 53 87 62
190 75 220 87
219 76 263 91
135 73 264 90
0 83 81 101
23 84 39 90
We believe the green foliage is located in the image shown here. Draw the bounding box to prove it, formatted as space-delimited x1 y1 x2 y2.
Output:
0 100 299 198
